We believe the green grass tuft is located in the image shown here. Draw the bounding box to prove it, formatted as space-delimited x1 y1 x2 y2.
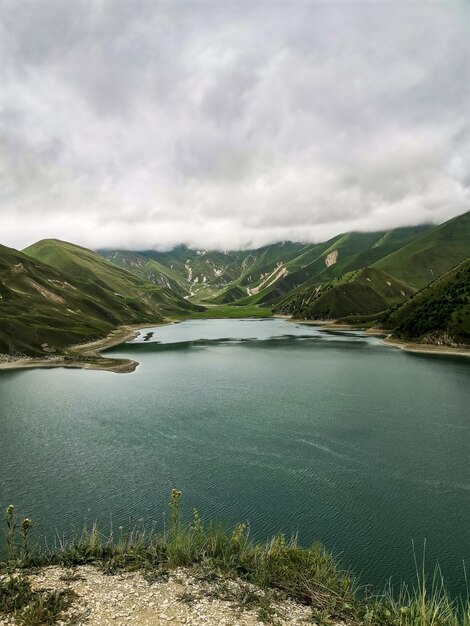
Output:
0 573 75 625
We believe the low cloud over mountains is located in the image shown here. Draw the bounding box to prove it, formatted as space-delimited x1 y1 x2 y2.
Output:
1 1 469 250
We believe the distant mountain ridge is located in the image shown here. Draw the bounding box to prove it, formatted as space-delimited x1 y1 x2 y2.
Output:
99 223 433 307
0 210 468 357
99 212 470 320
99 210 470 346
276 211 470 322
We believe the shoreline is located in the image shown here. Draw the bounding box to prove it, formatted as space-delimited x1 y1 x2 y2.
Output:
288 317 385 335
289 317 470 355
1 317 468 374
380 335 470 358
0 321 172 374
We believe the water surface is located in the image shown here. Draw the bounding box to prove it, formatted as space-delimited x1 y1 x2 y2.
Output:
0 319 469 595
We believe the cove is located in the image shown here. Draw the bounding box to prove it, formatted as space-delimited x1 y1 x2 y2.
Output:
0 318 469 596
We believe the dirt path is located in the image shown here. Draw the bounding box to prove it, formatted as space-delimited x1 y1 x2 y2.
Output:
11 566 312 626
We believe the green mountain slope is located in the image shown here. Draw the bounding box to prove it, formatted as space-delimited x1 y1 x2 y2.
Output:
100 242 308 304
100 246 248 301
229 226 430 306
0 244 88 354
98 250 190 296
0 240 201 356
234 225 431 308
4 212 467 355
0 244 151 355
380 257 470 346
373 210 470 288
274 267 414 319
269 214 470 319
210 285 248 304
24 239 200 317
102 225 432 308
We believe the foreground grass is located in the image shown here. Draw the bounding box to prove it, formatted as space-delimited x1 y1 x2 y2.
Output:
0 574 75 625
1 493 468 626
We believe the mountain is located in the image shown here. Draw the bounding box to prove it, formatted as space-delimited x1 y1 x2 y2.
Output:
272 212 470 320
372 210 470 288
234 226 431 307
100 225 432 308
274 267 415 319
96 250 190 296
0 240 200 356
380 257 470 346
0 243 119 355
99 242 309 302
2 211 468 356
24 239 200 317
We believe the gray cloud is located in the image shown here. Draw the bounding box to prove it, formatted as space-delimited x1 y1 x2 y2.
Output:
1 0 469 251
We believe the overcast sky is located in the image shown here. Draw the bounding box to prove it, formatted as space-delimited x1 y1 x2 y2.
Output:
1 1 469 251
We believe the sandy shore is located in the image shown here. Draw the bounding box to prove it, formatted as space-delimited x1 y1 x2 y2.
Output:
380 335 470 358
0 321 170 374
288 317 470 354
288 317 386 335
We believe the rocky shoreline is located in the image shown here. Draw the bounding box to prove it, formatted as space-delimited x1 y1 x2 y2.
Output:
380 335 470 357
288 318 470 356
0 322 167 374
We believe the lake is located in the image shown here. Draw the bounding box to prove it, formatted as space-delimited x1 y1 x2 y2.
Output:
0 318 469 596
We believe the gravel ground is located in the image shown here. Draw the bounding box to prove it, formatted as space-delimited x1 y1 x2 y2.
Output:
1 565 313 625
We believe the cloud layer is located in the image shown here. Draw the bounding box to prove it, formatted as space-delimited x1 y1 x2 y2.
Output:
1 1 469 251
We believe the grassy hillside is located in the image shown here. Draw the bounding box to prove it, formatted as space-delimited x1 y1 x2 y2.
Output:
0 244 121 355
210 284 249 304
373 211 470 288
209 225 431 307
100 243 306 304
97 217 468 325
275 267 414 319
104 225 431 309
269 214 470 320
234 228 424 307
380 257 470 346
98 250 190 296
0 241 201 356
24 239 200 316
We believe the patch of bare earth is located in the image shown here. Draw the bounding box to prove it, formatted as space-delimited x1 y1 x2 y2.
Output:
7 566 314 626
25 278 65 304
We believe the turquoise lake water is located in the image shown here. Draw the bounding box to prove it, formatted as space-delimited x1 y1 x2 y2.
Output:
0 319 469 595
